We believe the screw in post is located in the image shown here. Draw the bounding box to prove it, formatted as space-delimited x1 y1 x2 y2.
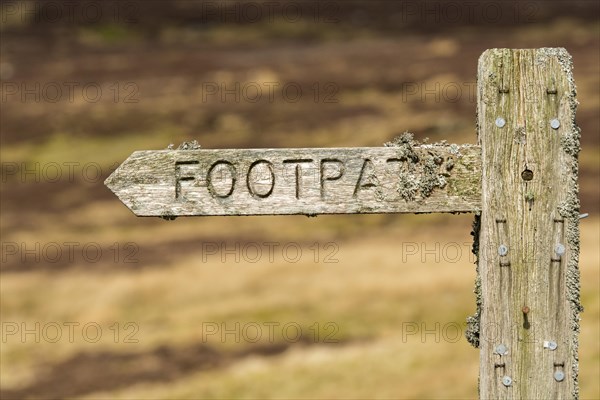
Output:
498 244 508 256
555 243 566 256
554 370 565 382
543 340 558 350
495 344 508 356
495 117 506 128
502 376 512 387
550 119 560 129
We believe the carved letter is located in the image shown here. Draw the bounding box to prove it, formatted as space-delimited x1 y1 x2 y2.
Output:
175 160 198 199
207 160 236 198
320 159 345 199
354 159 378 197
283 159 313 199
247 160 275 198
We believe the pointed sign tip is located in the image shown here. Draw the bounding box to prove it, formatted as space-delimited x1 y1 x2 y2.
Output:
104 170 117 191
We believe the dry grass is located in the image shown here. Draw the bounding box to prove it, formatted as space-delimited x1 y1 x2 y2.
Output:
1 218 598 398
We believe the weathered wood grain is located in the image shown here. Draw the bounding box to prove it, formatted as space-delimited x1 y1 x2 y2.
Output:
105 145 481 217
476 48 580 399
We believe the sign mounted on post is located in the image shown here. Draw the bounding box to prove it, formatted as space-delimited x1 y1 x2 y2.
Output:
105 48 582 400
105 141 481 217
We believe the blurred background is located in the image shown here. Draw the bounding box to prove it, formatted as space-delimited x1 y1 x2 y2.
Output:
1 1 598 398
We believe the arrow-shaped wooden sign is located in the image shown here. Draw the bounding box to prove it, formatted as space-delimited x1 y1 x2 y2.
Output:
105 141 481 217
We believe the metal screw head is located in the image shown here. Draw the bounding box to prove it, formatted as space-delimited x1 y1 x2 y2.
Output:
555 243 566 256
502 376 512 387
550 119 560 129
495 344 508 355
495 117 506 128
498 244 508 256
544 340 558 350
554 370 565 382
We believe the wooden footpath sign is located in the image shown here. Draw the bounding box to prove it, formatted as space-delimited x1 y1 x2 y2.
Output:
105 144 481 217
105 48 582 399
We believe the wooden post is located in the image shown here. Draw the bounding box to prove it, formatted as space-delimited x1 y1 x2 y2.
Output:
476 48 581 398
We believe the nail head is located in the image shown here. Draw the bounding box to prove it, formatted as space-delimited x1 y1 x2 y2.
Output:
498 244 508 256
544 340 558 350
554 370 565 382
502 376 512 387
495 344 508 355
550 119 560 129
555 243 566 256
496 117 506 128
